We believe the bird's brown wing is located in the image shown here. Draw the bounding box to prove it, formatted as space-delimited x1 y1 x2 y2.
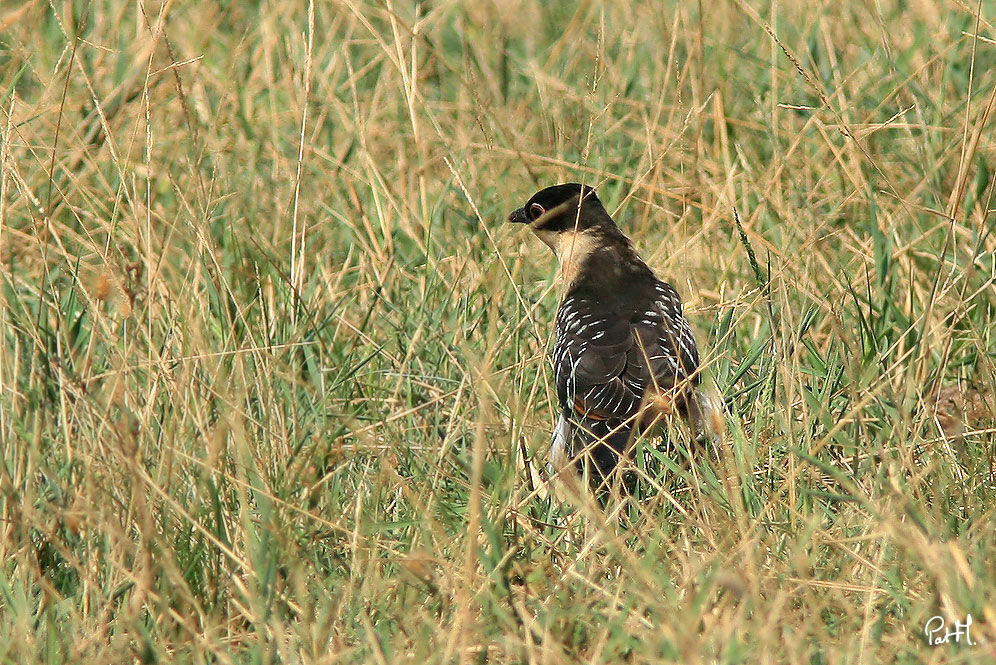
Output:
553 283 699 423
553 295 638 421
651 280 700 377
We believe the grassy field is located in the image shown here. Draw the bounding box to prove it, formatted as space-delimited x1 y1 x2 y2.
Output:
2 0 996 662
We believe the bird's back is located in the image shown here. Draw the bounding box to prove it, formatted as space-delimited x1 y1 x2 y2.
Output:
551 249 702 477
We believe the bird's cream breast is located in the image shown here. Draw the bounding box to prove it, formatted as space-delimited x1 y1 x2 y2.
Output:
532 229 599 288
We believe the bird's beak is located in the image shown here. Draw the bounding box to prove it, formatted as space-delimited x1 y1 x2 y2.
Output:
507 207 528 224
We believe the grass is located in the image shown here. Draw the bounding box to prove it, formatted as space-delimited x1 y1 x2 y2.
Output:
1 0 995 662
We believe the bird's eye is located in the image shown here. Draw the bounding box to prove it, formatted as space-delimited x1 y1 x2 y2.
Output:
528 203 545 220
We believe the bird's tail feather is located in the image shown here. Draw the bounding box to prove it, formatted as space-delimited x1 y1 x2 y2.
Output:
550 411 632 479
686 387 725 445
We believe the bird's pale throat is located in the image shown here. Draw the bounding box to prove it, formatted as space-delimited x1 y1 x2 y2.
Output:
533 228 600 287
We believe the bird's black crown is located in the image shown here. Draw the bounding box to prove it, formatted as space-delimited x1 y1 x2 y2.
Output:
507 183 607 231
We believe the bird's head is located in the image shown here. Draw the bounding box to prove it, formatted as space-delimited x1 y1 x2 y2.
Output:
507 183 613 257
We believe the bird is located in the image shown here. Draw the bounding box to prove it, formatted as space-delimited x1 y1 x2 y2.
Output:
508 183 715 484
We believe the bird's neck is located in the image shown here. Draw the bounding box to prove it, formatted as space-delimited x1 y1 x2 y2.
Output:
551 230 600 288
562 228 651 289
